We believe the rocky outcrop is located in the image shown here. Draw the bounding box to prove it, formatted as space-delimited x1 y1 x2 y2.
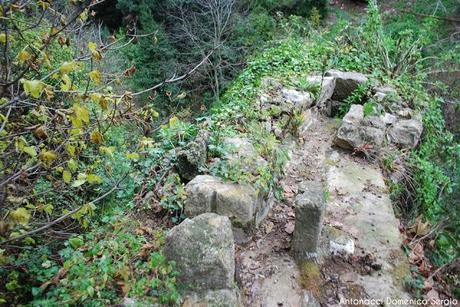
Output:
325 70 368 101
164 213 235 290
334 104 385 150
184 175 270 242
387 118 423 148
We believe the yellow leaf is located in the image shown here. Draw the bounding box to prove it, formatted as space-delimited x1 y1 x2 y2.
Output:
63 170 72 183
40 150 57 163
0 33 5 44
66 144 76 157
44 86 55 101
90 93 101 103
125 152 140 160
17 50 31 64
10 208 31 225
88 41 97 51
89 70 102 84
100 146 115 157
60 74 72 91
21 79 44 98
90 131 103 144
60 61 78 74
169 116 179 127
72 173 87 188
73 104 90 124
87 174 102 184
67 159 78 173
43 204 53 215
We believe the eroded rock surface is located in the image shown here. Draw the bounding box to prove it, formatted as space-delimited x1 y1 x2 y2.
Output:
176 130 210 181
325 69 368 101
184 175 269 242
334 104 385 150
164 213 235 290
223 137 267 175
181 289 241 307
387 118 423 148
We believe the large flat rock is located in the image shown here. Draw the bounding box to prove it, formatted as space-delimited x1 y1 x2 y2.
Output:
324 150 411 301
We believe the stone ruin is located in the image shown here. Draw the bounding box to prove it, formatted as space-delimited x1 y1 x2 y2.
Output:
163 69 423 305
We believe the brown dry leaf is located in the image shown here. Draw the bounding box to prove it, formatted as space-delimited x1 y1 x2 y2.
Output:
33 126 48 140
285 221 295 234
138 242 157 258
39 267 68 292
117 281 130 297
415 219 430 236
123 65 136 77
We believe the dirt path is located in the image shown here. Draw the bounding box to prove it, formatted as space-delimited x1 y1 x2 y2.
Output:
236 110 411 306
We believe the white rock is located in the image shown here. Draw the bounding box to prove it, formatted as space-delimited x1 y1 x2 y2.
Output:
330 237 355 256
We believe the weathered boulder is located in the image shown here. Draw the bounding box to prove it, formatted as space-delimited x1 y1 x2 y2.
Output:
184 175 222 217
223 137 267 175
281 88 314 110
387 118 423 148
182 289 242 307
184 175 270 242
176 130 210 181
164 213 235 290
292 181 326 261
334 105 385 150
306 75 336 108
326 70 368 101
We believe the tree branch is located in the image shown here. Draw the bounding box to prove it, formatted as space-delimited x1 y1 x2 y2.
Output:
0 173 128 245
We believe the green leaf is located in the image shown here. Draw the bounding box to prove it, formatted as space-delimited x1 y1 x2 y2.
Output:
22 146 37 157
363 102 376 117
69 237 84 249
72 173 87 188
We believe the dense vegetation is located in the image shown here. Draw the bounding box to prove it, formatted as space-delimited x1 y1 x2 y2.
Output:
0 0 458 304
